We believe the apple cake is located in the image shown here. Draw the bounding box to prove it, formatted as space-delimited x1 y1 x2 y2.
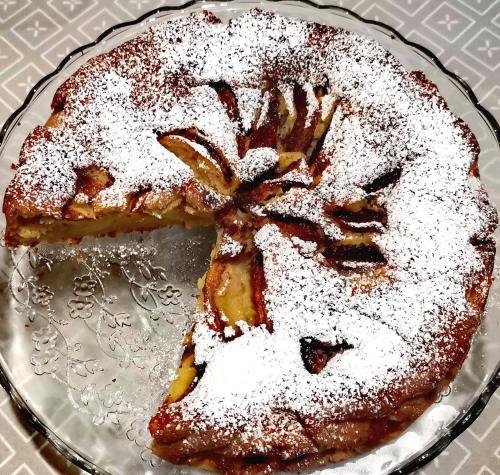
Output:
3 9 498 475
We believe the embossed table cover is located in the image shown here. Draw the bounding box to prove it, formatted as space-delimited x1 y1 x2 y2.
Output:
0 0 499 474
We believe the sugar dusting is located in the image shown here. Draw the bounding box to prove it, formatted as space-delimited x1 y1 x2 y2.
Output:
236 147 280 183
154 11 492 441
265 158 312 186
217 232 244 258
234 87 262 133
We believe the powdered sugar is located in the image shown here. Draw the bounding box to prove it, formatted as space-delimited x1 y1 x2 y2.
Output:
265 158 312 186
234 87 262 133
217 232 244 258
256 91 271 129
291 235 317 256
235 147 279 183
149 10 493 440
278 82 296 117
13 72 195 213
303 82 319 127
321 93 337 121
184 224 416 428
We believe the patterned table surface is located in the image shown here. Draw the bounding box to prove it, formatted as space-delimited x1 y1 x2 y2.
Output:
0 0 499 474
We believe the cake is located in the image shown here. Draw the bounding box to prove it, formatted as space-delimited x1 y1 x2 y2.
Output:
3 9 497 475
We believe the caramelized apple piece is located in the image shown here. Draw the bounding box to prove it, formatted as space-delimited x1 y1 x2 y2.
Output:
300 337 353 374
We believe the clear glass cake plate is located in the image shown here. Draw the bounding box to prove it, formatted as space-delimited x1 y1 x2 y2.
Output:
0 1 498 474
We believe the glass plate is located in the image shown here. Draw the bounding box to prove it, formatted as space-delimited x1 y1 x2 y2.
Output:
0 1 499 474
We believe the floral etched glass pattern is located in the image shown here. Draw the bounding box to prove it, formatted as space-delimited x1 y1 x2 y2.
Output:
0 1 498 475
1 227 215 473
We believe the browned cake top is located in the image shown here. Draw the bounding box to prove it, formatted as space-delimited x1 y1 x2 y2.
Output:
4 8 497 449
